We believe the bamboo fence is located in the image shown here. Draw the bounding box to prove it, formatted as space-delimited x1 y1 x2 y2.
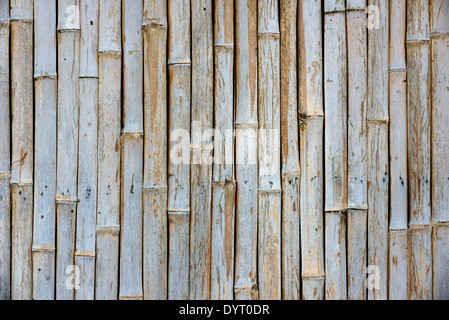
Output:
0 0 448 300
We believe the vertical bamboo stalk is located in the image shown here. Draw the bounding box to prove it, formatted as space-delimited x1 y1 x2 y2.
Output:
10 0 33 300
32 0 57 300
430 0 449 300
406 0 432 300
167 0 191 300
280 0 300 301
190 0 213 301
234 0 259 301
324 0 347 300
388 0 408 300
76 0 98 300
56 0 81 300
96 0 121 300
211 0 235 301
258 0 281 300
119 0 143 301
298 0 324 300
346 0 367 300
142 0 167 300
367 0 389 300
0 0 10 300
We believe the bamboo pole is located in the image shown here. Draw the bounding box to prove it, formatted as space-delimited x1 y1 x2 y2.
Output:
119 0 143 301
76 0 98 300
190 0 213 301
346 0 367 300
142 0 167 300
367 0 389 301
279 0 300 301
32 0 57 300
234 0 259 301
430 0 449 300
298 0 324 300
258 0 281 300
10 0 33 300
0 0 10 300
167 0 191 300
96 0 122 300
406 0 432 300
324 0 347 300
388 0 408 300
56 0 81 300
211 0 234 300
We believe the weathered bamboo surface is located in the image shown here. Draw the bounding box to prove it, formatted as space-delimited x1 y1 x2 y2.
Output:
1 0 449 300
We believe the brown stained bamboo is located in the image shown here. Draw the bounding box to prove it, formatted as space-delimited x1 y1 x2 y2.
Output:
119 0 143 301
324 1 347 300
279 0 300 301
407 0 432 300
234 0 259 301
389 230 409 300
347 209 367 300
10 0 33 299
366 0 389 301
167 0 191 300
142 0 167 299
430 0 449 300
190 0 213 301
298 0 324 300
32 0 57 300
96 0 121 300
211 0 234 301
258 0 281 300
346 2 367 300
75 0 98 301
388 0 408 300
0 0 10 301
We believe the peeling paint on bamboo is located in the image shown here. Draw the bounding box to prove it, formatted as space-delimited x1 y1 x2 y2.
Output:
142 4 168 298
0 0 10 301
280 0 300 301
234 0 259 301
96 0 122 300
432 225 449 299
299 0 324 300
258 0 281 300
190 0 214 301
409 227 432 299
347 209 367 300
389 230 409 300
10 0 33 298
79 0 98 78
211 0 234 301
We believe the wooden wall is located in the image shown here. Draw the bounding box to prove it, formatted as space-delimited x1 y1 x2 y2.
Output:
0 0 448 300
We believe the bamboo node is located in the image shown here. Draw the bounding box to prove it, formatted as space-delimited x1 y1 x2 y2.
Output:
96 226 120 235
32 245 56 253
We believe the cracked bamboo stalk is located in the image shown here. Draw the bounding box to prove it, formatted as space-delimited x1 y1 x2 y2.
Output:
190 0 213 301
167 0 191 300
119 0 143 301
56 0 81 300
96 0 121 300
10 0 33 300
234 0 259 301
211 0 234 301
406 0 432 300
142 0 167 300
324 0 347 300
0 0 10 300
388 0 408 300
258 0 281 300
280 0 300 301
298 0 324 300
32 0 57 300
367 0 389 301
346 0 367 300
430 0 449 300
75 0 98 301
